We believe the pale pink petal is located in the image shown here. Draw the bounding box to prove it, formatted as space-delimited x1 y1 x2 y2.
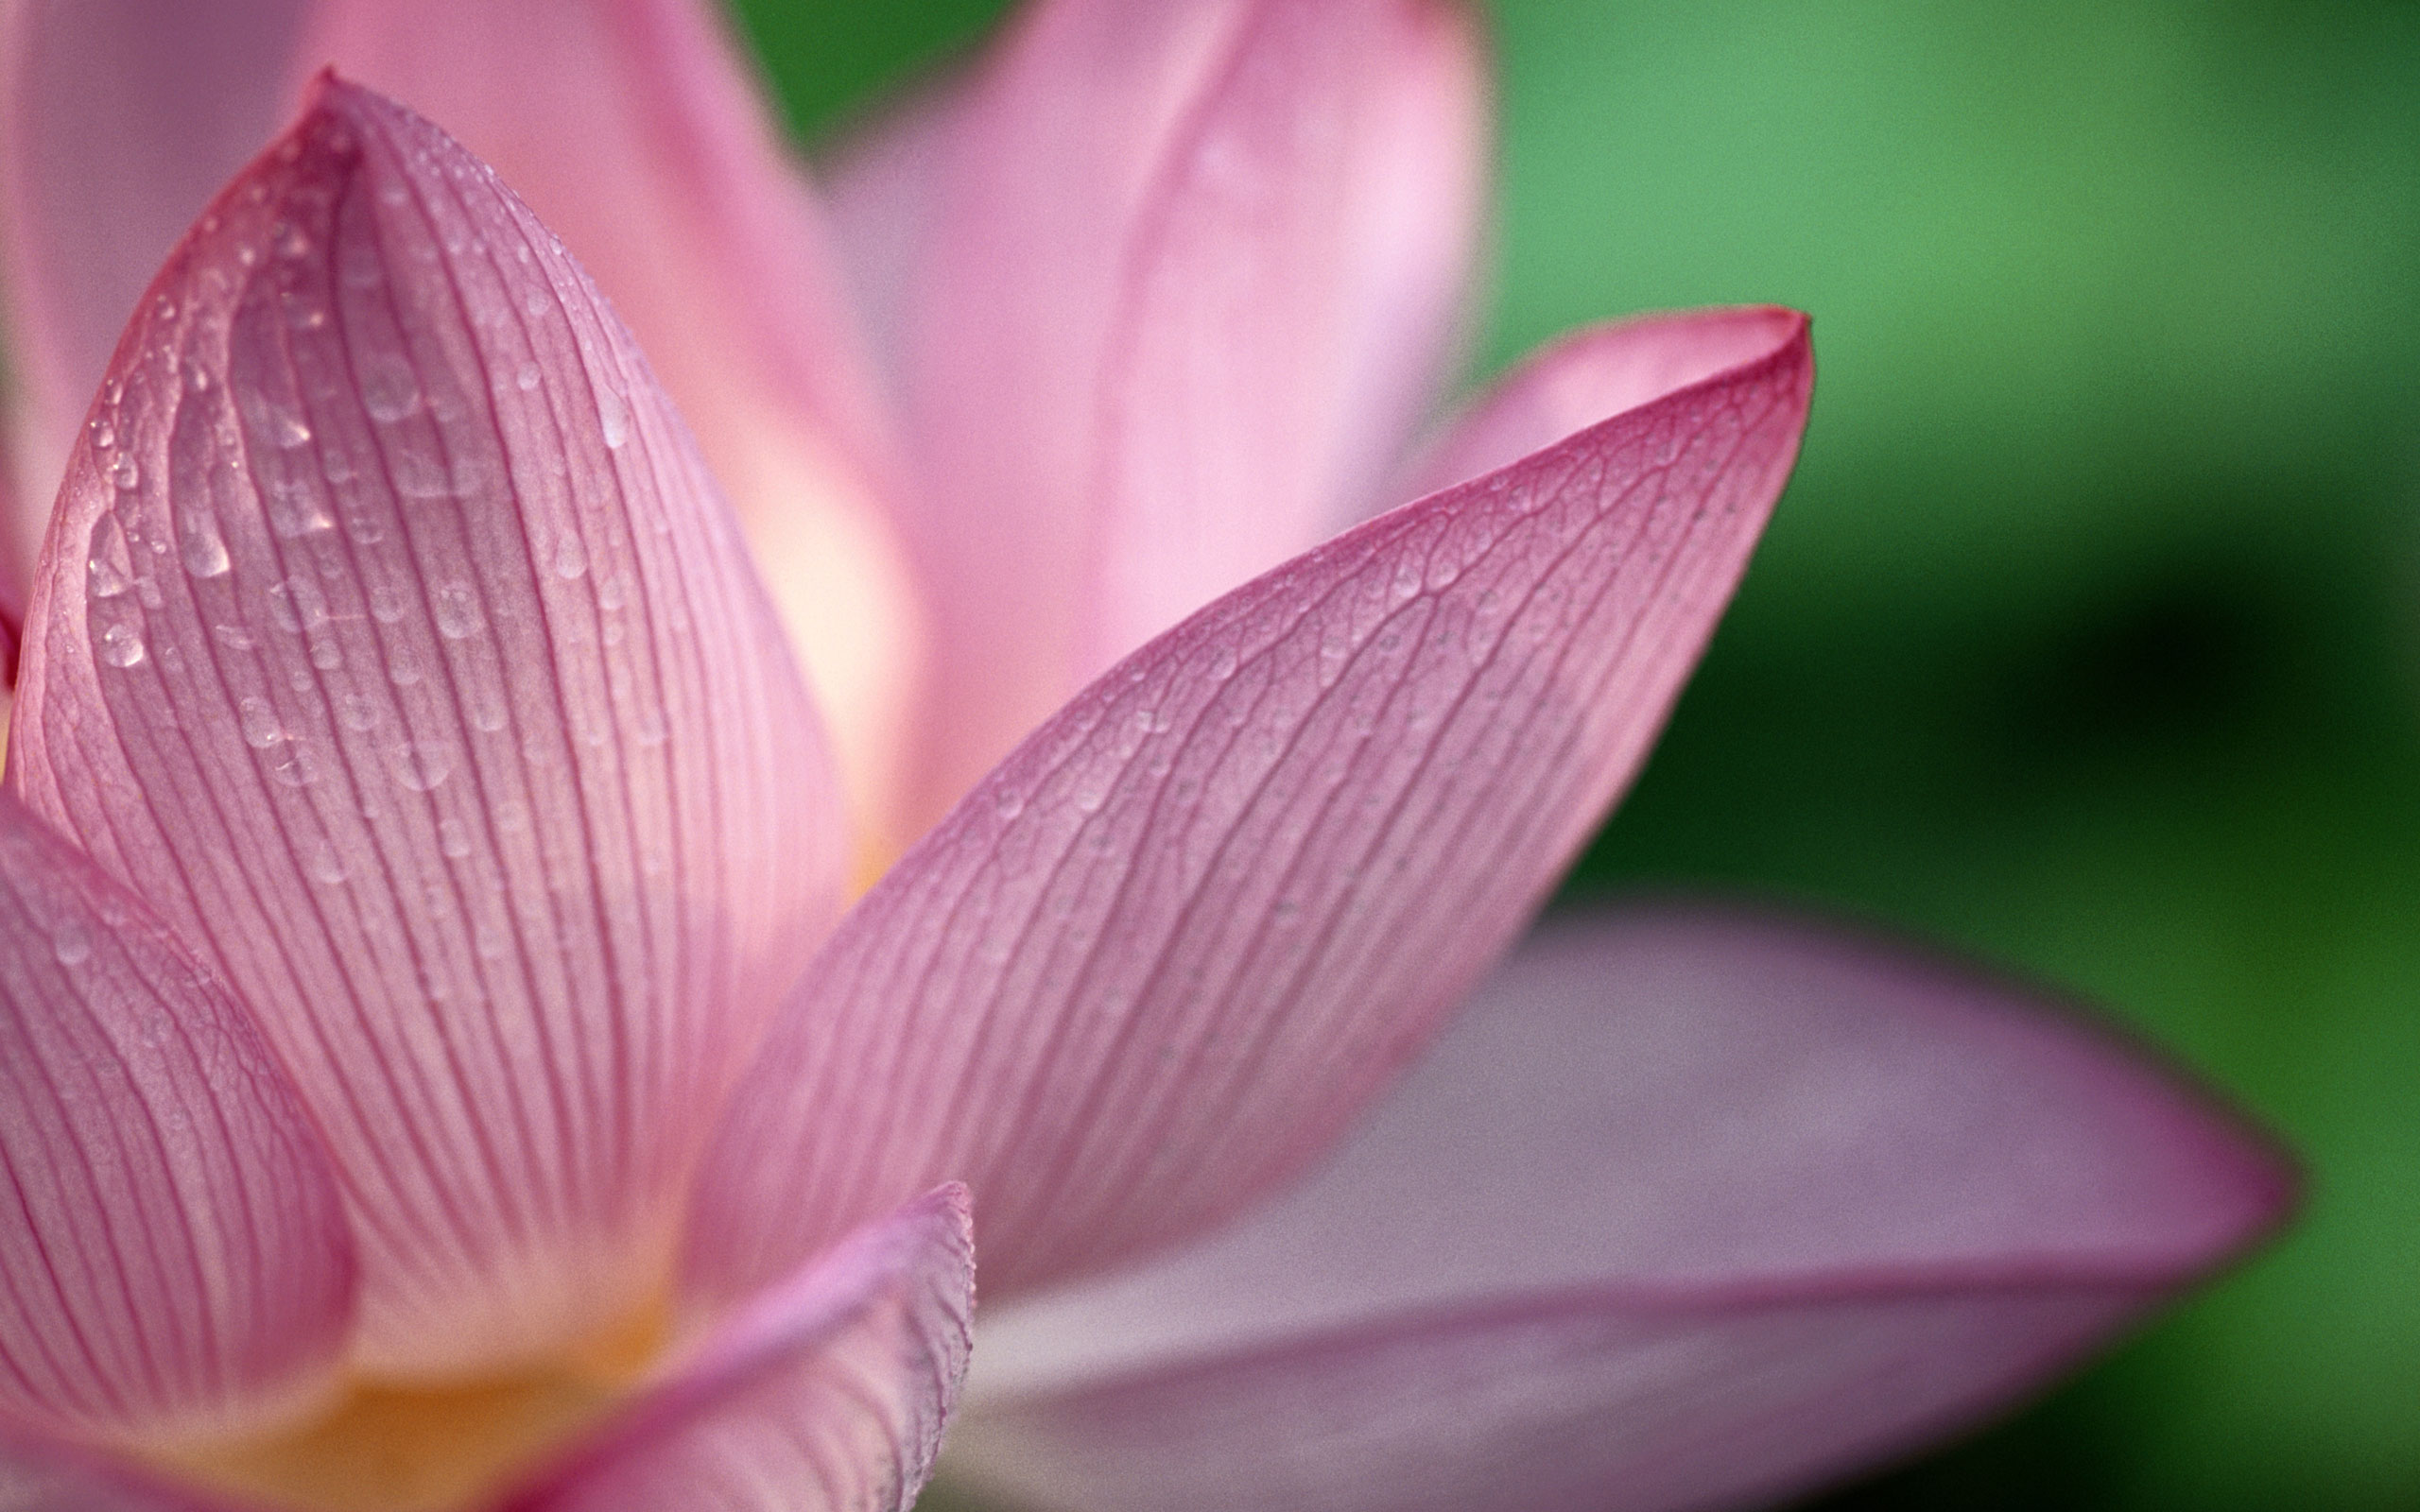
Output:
823 77 970 417
0 1427 260 1511
684 316 1814 1306
5 79 839 1381
299 0 925 848
502 1186 974 1512
891 0 1489 833
0 792 352 1446
1079 0 1487 669
0 1 309 600
947 908 2293 1512
1402 308 1814 502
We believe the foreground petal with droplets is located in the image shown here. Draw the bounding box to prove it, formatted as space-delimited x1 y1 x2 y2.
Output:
500 1186 974 1512
0 792 353 1448
5 77 839 1379
945 909 2295 1512
860 0 1490 828
683 314 1812 1305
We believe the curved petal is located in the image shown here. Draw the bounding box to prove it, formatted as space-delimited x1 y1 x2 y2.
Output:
683 315 1814 1306
1401 309 1814 503
0 793 352 1447
0 1428 256 1512
946 907 2294 1512
298 0 925 850
889 0 1489 832
5 78 840 1380
501 1186 974 1512
0 0 309 597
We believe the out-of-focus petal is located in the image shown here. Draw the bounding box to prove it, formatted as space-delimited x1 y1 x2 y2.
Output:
0 0 308 597
5 79 839 1380
889 0 1489 833
501 1186 974 1512
0 793 352 1447
1402 308 1811 502
0 1428 256 1512
683 315 1814 1306
299 0 925 850
946 908 2295 1512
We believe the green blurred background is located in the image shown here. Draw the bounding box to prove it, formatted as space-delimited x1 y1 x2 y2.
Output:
729 2 2419 1507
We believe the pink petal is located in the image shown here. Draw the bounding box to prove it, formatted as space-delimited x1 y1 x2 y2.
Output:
299 0 926 848
887 0 1489 833
501 1186 974 1512
0 792 352 1447
947 908 2294 1512
0 1 309 600
1402 308 1817 502
683 314 1814 1307
0 1427 260 1511
5 79 840 1380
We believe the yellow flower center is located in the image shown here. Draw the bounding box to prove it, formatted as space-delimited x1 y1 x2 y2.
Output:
147 1307 664 1512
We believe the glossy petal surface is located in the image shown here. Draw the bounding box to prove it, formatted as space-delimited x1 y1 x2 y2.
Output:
0 794 351 1446
505 1187 974 1512
0 1430 247 1512
0 0 308 590
302 0 925 843
948 909 2293 1512
885 0 1487 829
6 80 838 1379
684 317 1813 1305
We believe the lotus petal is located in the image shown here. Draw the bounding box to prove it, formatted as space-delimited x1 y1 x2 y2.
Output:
0 793 351 1447
946 908 2294 1512
5 78 839 1380
503 1186 974 1512
0 0 309 593
683 315 1813 1305
883 0 1488 830
300 0 925 845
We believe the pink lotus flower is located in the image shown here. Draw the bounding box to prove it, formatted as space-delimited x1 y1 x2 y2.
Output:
0 3 2292 1510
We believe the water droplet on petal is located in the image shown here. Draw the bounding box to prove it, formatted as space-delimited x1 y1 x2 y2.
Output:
51 920 91 967
433 584 484 640
388 740 456 793
98 623 146 668
181 516 231 578
596 388 630 450
238 697 283 749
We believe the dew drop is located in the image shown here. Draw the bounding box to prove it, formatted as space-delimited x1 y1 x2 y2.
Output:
51 920 91 967
360 354 423 422
307 842 349 885
392 451 450 500
437 817 473 858
272 412 313 449
596 388 631 450
213 623 258 653
87 557 131 599
369 583 408 625
106 453 140 490
514 362 542 393
268 576 328 633
550 532 588 580
268 742 323 788
388 740 457 793
337 694 384 732
238 697 283 749
310 641 343 671
432 584 484 639
98 623 146 668
181 516 231 578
